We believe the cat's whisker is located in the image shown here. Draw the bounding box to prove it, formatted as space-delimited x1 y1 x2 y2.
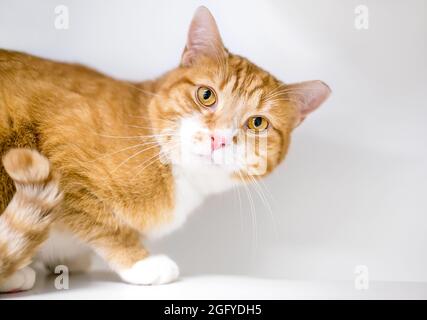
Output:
267 83 308 96
264 86 318 103
258 179 276 203
262 97 301 106
237 170 258 261
264 93 304 103
231 179 245 235
108 142 164 175
127 114 176 124
263 84 304 99
141 133 179 139
246 174 279 241
55 126 144 140
132 155 163 180
95 132 176 140
124 124 177 132
131 142 180 180
262 84 286 101
87 140 162 163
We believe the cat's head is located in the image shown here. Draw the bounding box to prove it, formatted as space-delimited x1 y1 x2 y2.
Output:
149 6 330 186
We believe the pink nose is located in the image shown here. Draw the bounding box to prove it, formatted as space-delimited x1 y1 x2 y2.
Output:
211 134 227 151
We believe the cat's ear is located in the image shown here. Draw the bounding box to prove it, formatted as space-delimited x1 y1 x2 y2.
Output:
181 6 226 67
286 80 331 126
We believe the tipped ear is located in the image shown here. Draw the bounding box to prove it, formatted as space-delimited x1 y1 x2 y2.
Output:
286 80 331 125
181 6 226 67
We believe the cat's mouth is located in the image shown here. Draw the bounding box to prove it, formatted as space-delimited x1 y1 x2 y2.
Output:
196 153 211 159
194 152 219 165
192 149 240 170
177 149 230 168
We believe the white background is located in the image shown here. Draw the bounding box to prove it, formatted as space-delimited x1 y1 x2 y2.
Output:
1 0 426 284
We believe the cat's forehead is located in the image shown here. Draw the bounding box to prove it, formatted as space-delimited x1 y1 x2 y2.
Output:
190 55 278 107
190 55 275 88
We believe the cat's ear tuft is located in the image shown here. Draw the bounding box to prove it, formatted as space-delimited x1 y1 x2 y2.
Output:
287 80 331 125
181 6 226 67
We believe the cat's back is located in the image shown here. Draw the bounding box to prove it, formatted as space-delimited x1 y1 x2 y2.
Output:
0 49 144 119
0 49 142 131
0 50 132 211
0 49 106 77
0 49 114 95
0 49 104 147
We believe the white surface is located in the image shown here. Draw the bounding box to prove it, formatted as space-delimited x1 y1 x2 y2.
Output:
0 0 426 286
2 272 427 300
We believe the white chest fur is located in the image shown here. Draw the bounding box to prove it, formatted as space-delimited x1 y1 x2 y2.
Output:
144 168 204 239
145 164 233 239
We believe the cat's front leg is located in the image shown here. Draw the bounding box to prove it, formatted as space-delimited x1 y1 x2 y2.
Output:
86 225 179 285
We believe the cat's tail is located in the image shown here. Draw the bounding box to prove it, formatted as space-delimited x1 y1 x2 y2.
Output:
0 149 62 292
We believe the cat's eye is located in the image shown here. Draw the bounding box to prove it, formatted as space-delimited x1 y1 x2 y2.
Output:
196 86 217 107
247 116 269 132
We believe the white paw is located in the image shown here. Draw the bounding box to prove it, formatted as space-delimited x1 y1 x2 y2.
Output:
117 255 179 285
0 266 36 293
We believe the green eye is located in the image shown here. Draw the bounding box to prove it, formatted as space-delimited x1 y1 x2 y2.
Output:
196 86 217 107
247 116 269 132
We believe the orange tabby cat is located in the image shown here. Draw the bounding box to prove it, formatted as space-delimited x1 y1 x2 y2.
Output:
0 6 330 292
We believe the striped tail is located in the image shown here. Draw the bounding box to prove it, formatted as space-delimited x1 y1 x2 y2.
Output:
0 149 61 292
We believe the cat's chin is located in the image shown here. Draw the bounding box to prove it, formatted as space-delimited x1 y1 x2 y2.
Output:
168 152 238 194
172 152 239 174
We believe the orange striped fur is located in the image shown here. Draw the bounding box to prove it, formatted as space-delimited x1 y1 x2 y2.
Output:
0 6 330 290
0 149 61 290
